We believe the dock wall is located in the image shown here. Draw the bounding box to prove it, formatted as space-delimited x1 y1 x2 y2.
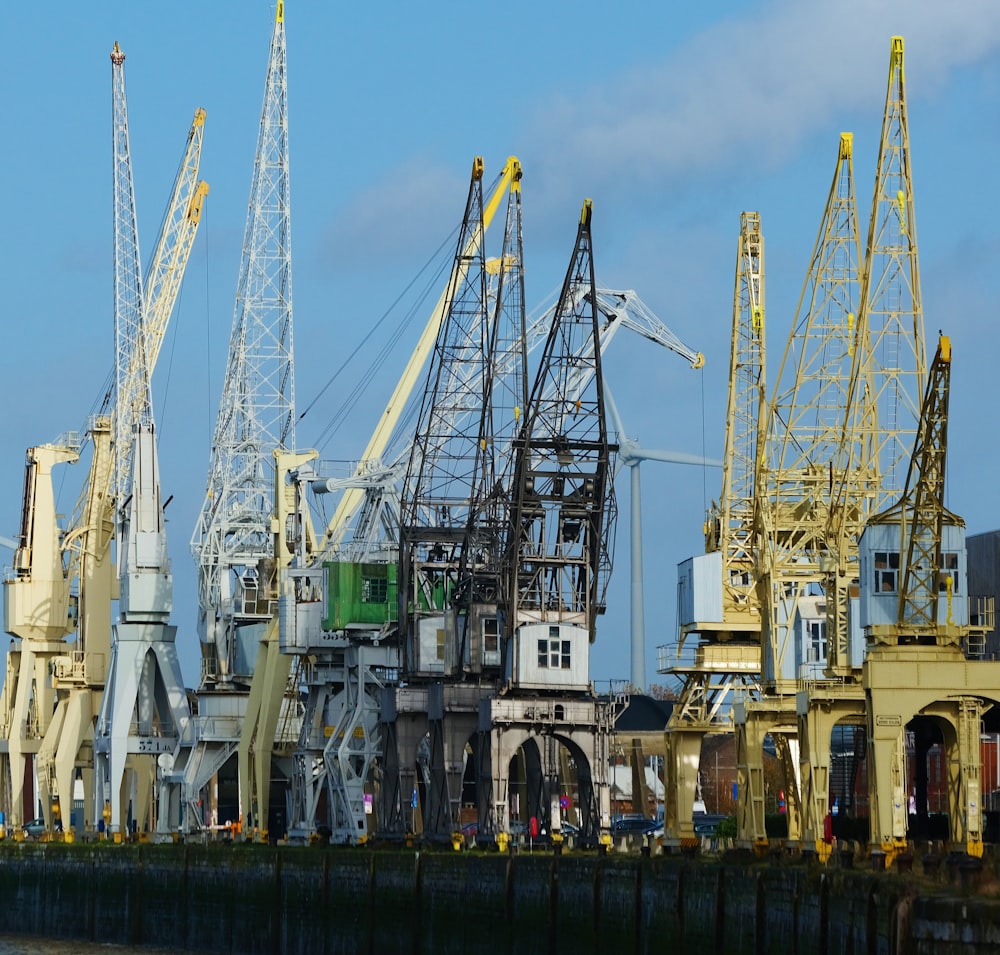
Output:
0 845 996 954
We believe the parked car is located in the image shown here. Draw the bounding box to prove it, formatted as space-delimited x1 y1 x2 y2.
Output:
610 815 659 837
22 818 48 839
692 813 728 837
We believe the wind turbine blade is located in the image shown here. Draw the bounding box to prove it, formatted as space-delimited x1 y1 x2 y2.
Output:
630 448 723 467
603 381 626 438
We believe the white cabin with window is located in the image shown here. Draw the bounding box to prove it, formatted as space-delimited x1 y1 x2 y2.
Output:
510 622 590 692
858 519 969 632
794 594 828 681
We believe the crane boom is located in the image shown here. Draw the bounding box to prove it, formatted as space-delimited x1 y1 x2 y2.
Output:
714 211 765 615
757 133 863 689
141 108 209 372
869 336 954 635
191 0 296 691
110 41 149 511
319 157 522 556
853 36 927 509
504 199 617 645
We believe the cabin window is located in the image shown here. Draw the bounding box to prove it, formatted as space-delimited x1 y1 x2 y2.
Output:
361 575 387 604
938 552 959 593
537 634 572 669
874 551 899 593
482 617 500 666
805 620 826 664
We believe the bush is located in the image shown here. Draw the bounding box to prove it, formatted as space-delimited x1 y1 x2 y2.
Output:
716 815 737 840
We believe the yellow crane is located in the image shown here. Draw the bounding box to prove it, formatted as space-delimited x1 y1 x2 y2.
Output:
0 439 82 830
793 36 931 861
861 336 998 864
663 211 765 843
737 133 865 853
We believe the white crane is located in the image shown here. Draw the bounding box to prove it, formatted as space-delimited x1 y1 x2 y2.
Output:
184 1 296 837
91 41 194 839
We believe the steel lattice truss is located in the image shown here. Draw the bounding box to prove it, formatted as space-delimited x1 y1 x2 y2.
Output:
400 162 490 548
465 164 528 604
898 339 951 632
505 201 617 642
757 136 864 684
191 8 295 678
853 36 927 511
713 211 765 618
398 159 528 669
110 42 151 512
870 338 953 635
142 110 208 374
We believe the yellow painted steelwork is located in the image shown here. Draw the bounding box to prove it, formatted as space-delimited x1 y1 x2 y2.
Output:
664 211 765 846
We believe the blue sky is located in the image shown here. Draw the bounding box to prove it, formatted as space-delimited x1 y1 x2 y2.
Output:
3 0 1000 692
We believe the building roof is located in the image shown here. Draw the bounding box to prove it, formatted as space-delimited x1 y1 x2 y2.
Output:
613 694 674 733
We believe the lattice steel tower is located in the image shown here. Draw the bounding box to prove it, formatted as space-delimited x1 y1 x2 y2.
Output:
853 35 927 510
397 157 528 681
191 0 296 689
757 134 864 689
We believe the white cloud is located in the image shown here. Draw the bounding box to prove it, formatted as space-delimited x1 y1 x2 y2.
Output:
527 0 1000 196
322 0 1000 277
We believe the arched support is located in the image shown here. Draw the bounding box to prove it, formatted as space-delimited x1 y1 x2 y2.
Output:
797 686 866 861
486 694 612 845
735 696 799 852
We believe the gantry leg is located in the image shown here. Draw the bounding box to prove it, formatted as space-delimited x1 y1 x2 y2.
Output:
773 731 801 842
867 719 908 865
663 728 704 842
952 699 984 857
238 623 291 839
799 704 836 860
736 710 768 851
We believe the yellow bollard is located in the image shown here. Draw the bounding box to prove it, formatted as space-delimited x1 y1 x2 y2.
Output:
496 831 509 854
451 831 463 852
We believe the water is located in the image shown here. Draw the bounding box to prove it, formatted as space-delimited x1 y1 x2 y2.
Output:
0 940 186 955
